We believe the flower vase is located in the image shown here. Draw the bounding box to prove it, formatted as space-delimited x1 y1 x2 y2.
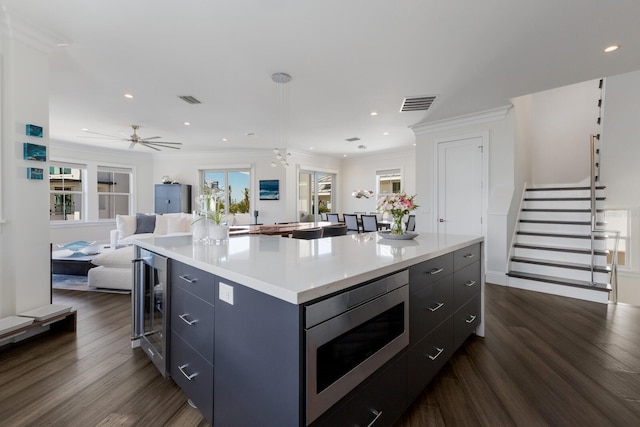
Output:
192 213 210 243
209 222 229 243
390 214 406 235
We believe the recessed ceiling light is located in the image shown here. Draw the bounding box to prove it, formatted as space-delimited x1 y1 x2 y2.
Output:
413 143 417 146
56 43 69 47
222 138 228 142
604 45 620 53
183 122 191 126
81 128 88 131
309 147 314 150
343 154 348 157
124 93 134 99
370 111 378 116
383 132 389 136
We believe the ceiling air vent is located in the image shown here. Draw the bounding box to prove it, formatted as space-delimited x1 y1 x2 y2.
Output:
400 95 437 112
178 95 202 105
345 137 360 142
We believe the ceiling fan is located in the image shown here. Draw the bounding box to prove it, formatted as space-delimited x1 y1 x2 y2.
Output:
80 124 182 151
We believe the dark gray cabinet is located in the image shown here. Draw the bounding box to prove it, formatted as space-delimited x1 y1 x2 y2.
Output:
154 184 191 213
407 243 482 404
169 260 215 425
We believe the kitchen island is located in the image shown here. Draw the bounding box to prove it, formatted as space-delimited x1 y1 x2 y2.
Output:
133 232 484 427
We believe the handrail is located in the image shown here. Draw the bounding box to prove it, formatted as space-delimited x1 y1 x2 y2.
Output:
590 133 619 303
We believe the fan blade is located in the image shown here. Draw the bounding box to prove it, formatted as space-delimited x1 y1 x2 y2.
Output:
129 142 136 149
140 136 162 141
140 142 161 151
146 142 182 150
145 141 182 145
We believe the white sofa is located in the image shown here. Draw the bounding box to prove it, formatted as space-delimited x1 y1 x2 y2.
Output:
88 246 134 291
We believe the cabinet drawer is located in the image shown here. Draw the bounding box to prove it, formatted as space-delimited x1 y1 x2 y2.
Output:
407 316 453 403
453 243 481 271
409 274 453 344
171 332 214 425
171 286 214 363
453 296 481 350
409 252 453 287
453 261 481 309
311 354 407 427
171 260 215 303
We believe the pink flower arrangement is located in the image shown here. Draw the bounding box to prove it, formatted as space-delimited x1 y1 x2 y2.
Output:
376 191 418 234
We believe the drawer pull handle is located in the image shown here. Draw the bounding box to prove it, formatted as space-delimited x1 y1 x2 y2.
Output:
464 280 476 287
428 267 444 275
428 347 444 361
179 275 197 284
465 315 477 324
179 313 197 326
366 409 383 427
178 364 198 381
464 253 475 259
428 302 445 312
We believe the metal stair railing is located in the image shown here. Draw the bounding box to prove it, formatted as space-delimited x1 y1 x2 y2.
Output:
590 133 619 302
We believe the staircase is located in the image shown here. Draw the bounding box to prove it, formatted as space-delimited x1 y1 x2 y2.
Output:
507 186 612 304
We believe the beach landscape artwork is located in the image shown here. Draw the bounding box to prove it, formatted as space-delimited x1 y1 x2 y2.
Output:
23 142 47 162
259 180 280 200
27 167 44 180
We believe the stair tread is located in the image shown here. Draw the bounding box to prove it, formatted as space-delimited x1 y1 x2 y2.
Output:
507 271 611 292
526 186 606 191
521 208 604 213
517 231 608 239
513 243 608 256
510 256 611 273
519 220 606 226
524 197 605 201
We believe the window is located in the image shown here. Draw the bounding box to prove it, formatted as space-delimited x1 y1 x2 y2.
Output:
201 169 251 214
299 170 335 221
97 166 132 219
604 209 629 268
377 169 401 195
49 164 84 221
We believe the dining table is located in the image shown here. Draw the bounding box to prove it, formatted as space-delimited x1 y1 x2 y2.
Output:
229 221 339 237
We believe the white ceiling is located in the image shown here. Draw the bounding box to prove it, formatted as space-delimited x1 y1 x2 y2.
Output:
2 0 640 157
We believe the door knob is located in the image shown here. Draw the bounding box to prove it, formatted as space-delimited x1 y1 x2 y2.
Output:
439 218 446 222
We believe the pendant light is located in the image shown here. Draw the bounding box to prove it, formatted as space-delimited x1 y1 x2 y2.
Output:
271 72 292 167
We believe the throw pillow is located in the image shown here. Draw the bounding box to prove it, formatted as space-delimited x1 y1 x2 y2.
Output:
136 213 156 234
116 214 137 240
154 214 168 235
91 246 134 268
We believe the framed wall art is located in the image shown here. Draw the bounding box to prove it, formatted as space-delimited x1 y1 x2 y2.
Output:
23 142 47 162
26 124 44 138
27 167 44 180
259 179 280 200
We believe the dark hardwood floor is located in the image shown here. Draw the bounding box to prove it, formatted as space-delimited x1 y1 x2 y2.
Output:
1 284 639 426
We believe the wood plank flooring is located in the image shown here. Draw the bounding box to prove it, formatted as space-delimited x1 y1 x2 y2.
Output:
0 284 638 426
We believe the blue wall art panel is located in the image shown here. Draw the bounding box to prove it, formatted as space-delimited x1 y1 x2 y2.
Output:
23 142 47 161
259 180 280 200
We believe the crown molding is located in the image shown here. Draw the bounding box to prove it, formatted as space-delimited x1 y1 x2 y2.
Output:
0 9 68 54
411 105 513 135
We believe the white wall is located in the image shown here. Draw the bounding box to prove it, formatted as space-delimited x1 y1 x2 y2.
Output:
48 141 155 244
152 149 341 226
521 79 601 186
0 35 52 317
340 150 416 218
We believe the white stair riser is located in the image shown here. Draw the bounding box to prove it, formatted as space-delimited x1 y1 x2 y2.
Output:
507 277 609 304
525 189 605 199
516 234 606 250
520 211 600 222
519 222 592 234
523 200 603 210
510 263 609 283
513 247 608 265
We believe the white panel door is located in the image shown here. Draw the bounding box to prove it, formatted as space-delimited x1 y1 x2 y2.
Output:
437 137 483 235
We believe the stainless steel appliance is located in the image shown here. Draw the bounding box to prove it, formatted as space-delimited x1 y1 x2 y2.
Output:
305 269 409 424
132 247 170 377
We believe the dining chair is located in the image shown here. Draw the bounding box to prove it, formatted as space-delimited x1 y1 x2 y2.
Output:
406 215 416 232
321 224 348 237
361 215 379 232
291 228 323 240
326 213 340 223
343 214 360 233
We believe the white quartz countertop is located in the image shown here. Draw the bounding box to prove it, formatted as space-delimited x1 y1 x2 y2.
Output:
134 232 483 305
